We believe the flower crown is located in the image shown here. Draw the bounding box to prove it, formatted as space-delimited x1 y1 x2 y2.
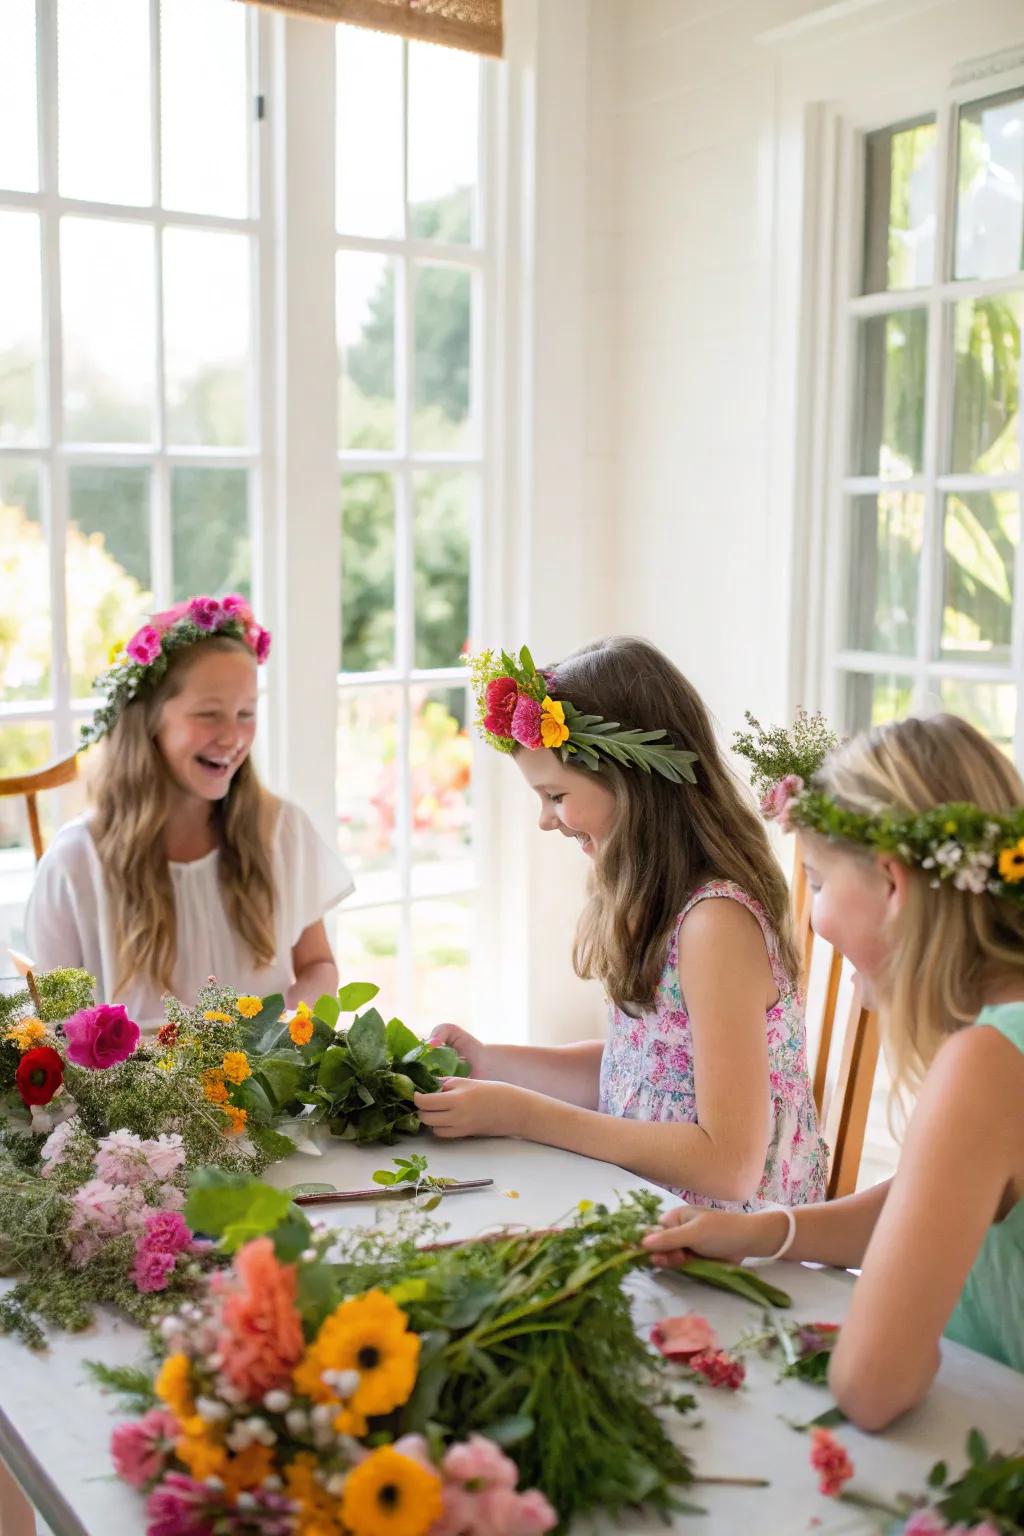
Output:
468 646 699 783
81 594 271 747
733 709 1024 901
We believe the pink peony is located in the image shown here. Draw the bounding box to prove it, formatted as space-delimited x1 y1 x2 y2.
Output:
64 1004 140 1070
651 1312 717 1361
483 677 518 738
155 1184 186 1212
510 695 542 750
187 595 223 631
96 1129 149 1186
144 1133 186 1181
68 1179 146 1265
144 1472 217 1536
126 625 162 666
110 1408 178 1490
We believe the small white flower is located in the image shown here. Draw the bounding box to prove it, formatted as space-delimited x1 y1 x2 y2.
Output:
263 1389 291 1414
301 1249 317 1263
196 1397 228 1423
285 1408 309 1436
236 1493 258 1511
204 1476 225 1492
262 1475 283 1491
933 839 963 869
311 1403 335 1430
326 1473 347 1496
227 1424 255 1452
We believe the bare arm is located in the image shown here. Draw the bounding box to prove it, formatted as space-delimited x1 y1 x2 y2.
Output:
430 1024 605 1109
288 919 338 1010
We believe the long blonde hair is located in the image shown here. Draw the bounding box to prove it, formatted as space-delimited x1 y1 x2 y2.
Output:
90 635 277 995
552 637 799 1010
815 713 1024 1099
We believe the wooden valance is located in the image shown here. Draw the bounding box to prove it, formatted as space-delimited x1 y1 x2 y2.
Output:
234 0 503 57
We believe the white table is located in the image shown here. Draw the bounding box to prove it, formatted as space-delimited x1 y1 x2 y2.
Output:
1 1137 1022 1536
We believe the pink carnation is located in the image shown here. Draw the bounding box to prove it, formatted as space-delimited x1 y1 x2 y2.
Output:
651 1312 717 1361
68 1179 146 1265
510 695 542 750
253 625 272 663
133 1247 177 1293
40 1117 78 1176
96 1129 149 1186
110 1407 178 1490
141 1209 192 1255
144 1133 186 1182
483 677 518 738
145 1472 216 1536
220 592 253 622
64 1004 140 1070
187 595 223 631
126 625 162 666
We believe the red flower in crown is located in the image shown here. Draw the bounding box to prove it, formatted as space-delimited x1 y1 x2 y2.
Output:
484 677 519 738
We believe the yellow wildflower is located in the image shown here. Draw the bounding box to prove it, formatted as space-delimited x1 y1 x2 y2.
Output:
203 1010 235 1025
155 1353 195 1423
6 1017 47 1052
943 820 958 835
998 837 1024 884
293 1289 419 1419
156 1056 174 1072
202 1068 229 1104
540 696 570 749
341 1447 443 1536
289 1007 314 1046
175 1430 227 1483
223 1105 248 1135
577 1199 594 1213
235 995 263 1019
107 640 125 665
221 1050 251 1084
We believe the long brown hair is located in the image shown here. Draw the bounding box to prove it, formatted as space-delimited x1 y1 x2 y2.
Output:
552 637 799 1010
815 713 1024 1100
90 635 277 994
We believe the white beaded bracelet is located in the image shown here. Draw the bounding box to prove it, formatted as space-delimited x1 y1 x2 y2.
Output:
765 1206 797 1262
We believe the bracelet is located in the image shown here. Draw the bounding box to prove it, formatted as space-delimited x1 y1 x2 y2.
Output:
765 1206 797 1262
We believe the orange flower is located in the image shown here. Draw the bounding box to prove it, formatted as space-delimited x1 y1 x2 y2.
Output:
6 1017 47 1052
539 696 570 749
175 1430 227 1483
289 1008 314 1046
221 1050 251 1084
235 995 263 1019
223 1105 248 1135
222 1443 275 1498
203 1010 235 1024
219 1237 306 1400
202 1068 229 1104
285 1452 345 1536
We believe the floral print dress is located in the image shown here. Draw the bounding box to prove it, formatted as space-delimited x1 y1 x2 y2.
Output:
598 879 828 1210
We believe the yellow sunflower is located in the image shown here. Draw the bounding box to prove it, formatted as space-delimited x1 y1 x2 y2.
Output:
998 837 1024 884
221 1050 252 1084
539 696 570 749
6 1017 48 1052
341 1447 442 1536
235 994 263 1018
293 1290 420 1419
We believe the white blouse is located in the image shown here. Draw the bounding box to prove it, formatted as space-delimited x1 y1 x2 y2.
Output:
25 800 355 1028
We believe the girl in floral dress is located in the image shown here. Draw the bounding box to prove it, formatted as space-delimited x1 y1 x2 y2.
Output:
417 636 828 1210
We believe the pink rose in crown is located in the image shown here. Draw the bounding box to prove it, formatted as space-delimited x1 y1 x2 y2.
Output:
761 774 804 829
484 676 519 737
126 625 162 666
64 1004 141 1070
187 595 223 631
511 694 543 750
253 626 272 663
651 1312 718 1360
220 592 253 622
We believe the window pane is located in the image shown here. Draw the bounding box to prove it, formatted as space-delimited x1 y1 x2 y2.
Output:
843 671 914 733
408 43 479 245
341 473 395 672
862 118 936 293
0 211 43 445
410 686 472 890
336 687 401 889
336 26 403 238
411 897 472 1029
62 219 156 444
58 0 151 205
413 471 471 668
334 903 401 1011
160 0 248 218
413 265 472 451
941 492 1017 663
951 295 1022 475
0 723 52 961
853 309 927 478
172 468 250 602
846 491 922 655
955 90 1024 282
67 466 152 694
937 678 1016 755
338 253 396 451
164 228 250 447
0 0 38 193
0 461 50 702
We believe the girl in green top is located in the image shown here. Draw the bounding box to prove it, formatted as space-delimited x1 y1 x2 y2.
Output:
643 713 1024 1431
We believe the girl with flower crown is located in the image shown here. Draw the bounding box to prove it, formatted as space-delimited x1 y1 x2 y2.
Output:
418 636 829 1210
25 595 353 1027
644 712 1024 1428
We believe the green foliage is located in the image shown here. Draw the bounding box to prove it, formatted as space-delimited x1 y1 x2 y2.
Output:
184 1168 302 1256
732 708 841 798
925 1431 1024 1531
83 1361 158 1414
561 703 699 784
0 967 94 1032
741 1313 838 1382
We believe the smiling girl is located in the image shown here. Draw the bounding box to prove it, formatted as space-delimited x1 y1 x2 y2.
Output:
26 595 352 1026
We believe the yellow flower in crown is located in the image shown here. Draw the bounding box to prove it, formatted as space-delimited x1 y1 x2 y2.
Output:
221 1050 251 1084
235 995 263 1019
998 837 1024 884
293 1289 420 1420
540 696 570 749
6 1017 48 1052
341 1446 443 1536
107 639 126 666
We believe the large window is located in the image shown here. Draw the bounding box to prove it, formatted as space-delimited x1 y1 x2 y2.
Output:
333 27 485 1027
0 0 261 955
836 83 1024 763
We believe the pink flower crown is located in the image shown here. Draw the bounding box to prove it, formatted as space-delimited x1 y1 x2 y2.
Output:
81 594 271 747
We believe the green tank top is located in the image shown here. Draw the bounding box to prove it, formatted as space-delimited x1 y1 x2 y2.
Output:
943 1002 1024 1372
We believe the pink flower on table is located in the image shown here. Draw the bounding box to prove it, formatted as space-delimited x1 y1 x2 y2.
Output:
187 595 223 631
64 1004 140 1070
510 695 543 750
133 1248 177 1293
126 626 162 666
688 1348 746 1390
144 1471 217 1536
96 1129 149 1185
433 1436 556 1536
901 1513 948 1535
809 1427 854 1497
651 1312 718 1360
483 677 519 738
144 1133 186 1181
40 1116 78 1176
141 1209 192 1255
68 1178 146 1265
110 1407 178 1490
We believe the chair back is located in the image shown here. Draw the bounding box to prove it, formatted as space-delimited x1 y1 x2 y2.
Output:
0 752 79 863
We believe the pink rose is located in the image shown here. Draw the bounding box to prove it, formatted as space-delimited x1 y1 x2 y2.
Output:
220 592 253 622
126 625 161 666
510 695 542 750
110 1408 178 1490
483 677 518 738
187 595 223 631
651 1312 718 1360
64 1004 140 1069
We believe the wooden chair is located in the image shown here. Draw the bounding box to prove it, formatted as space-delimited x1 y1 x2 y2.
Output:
792 858 881 1199
0 752 78 863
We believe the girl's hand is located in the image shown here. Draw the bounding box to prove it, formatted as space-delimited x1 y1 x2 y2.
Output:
642 1204 785 1268
413 1078 530 1139
429 1022 491 1078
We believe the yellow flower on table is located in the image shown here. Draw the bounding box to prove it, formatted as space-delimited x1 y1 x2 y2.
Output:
6 1018 47 1052
286 1453 345 1536
154 1353 195 1423
202 1068 229 1104
221 1443 275 1498
341 1446 443 1536
235 994 263 1019
293 1289 420 1419
175 1430 227 1483
221 1050 251 1084
223 1105 248 1135
289 1000 314 1046
998 837 1024 884
203 1010 235 1025
540 696 570 749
